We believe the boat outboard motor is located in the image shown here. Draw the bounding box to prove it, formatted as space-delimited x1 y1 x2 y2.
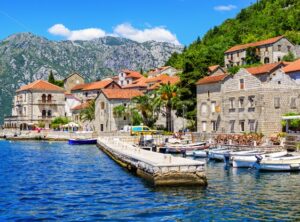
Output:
224 153 231 166
255 154 263 164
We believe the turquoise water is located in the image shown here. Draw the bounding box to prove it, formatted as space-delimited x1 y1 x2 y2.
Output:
0 140 299 221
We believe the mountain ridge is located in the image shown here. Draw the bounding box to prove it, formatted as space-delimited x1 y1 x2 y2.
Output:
0 32 183 123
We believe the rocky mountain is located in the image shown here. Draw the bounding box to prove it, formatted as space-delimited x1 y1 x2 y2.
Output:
0 32 183 123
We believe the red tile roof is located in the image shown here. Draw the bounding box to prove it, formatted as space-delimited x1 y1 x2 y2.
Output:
208 65 220 72
71 83 91 91
146 75 180 90
225 36 284 53
122 77 148 89
71 101 91 111
82 79 114 91
16 80 65 92
196 74 228 85
283 59 300 74
246 62 284 75
122 70 143 79
101 89 143 100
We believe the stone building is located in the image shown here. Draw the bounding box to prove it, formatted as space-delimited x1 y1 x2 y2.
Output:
4 80 65 129
63 73 85 93
224 36 296 68
196 62 300 136
117 70 144 87
70 78 121 102
94 89 143 132
148 66 180 77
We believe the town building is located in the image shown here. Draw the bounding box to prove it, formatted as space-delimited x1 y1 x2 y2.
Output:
64 93 81 118
196 62 300 136
117 70 144 87
63 73 85 93
224 36 296 68
70 78 121 102
148 66 180 77
4 80 65 129
94 89 143 132
282 58 300 84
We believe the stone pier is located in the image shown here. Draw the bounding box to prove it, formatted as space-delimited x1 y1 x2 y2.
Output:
97 137 207 186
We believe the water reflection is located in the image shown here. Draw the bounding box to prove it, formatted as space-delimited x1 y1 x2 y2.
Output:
0 140 300 221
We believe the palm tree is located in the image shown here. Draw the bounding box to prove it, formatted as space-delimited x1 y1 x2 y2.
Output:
156 82 178 132
80 100 95 123
132 94 160 128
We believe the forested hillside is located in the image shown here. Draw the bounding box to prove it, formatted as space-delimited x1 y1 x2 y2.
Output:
167 0 300 123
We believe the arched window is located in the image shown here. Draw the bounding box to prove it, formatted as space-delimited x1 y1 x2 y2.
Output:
264 57 270 64
42 94 46 103
47 110 52 117
47 94 52 102
42 110 46 117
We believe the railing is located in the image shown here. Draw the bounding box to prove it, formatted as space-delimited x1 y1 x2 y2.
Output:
38 116 55 119
38 100 56 104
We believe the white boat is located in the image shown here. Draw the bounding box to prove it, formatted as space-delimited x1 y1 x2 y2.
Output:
165 142 209 154
232 151 288 168
209 149 260 162
255 155 300 171
193 150 209 158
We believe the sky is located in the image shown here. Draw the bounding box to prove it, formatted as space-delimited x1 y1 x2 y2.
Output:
0 0 254 46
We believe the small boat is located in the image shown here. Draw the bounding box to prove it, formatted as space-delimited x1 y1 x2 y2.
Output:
232 151 288 168
164 142 209 154
68 138 97 145
193 150 209 158
254 154 300 171
209 149 261 162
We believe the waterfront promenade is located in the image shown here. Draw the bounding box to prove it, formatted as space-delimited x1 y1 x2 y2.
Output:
97 137 207 186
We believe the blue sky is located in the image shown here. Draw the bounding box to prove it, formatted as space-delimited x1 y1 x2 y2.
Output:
0 0 254 45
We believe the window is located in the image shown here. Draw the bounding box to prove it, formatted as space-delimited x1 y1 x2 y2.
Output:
274 97 280 108
23 107 26 116
123 103 127 107
287 46 291 52
241 58 246 65
207 90 210 98
123 116 127 120
211 101 216 113
201 103 207 115
237 62 240 66
85 92 88 97
47 94 52 102
249 120 255 132
230 54 233 60
202 121 207 132
229 98 235 109
121 81 124 85
227 54 229 59
248 96 255 107
239 97 244 108
211 121 217 132
42 94 46 103
239 79 244 90
101 102 105 110
266 46 268 52
239 120 245 132
229 120 235 133
47 110 52 117
278 45 281 51
127 80 130 84
42 110 46 117
278 81 281 85
100 124 104 132
291 97 296 109
264 57 270 64
237 52 240 57
278 57 281 62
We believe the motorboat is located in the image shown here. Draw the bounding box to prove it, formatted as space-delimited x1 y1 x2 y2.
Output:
164 142 209 154
209 149 261 162
254 154 300 171
232 151 288 168
68 138 97 145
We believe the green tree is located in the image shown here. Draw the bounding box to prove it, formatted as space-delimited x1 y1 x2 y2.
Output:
48 70 55 84
283 51 296 62
51 117 69 129
132 94 160 128
80 100 95 123
156 82 179 132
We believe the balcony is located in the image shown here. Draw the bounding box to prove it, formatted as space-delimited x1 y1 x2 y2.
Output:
38 115 55 120
229 108 236 113
248 107 255 112
38 99 56 104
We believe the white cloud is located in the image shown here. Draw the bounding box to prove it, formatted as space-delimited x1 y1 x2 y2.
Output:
48 23 180 45
214 4 237 11
113 23 180 45
48 24 106 41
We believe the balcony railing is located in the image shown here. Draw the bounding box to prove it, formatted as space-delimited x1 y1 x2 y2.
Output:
38 100 56 104
38 115 55 119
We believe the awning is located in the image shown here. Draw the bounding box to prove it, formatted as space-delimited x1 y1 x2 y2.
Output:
282 115 300 120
